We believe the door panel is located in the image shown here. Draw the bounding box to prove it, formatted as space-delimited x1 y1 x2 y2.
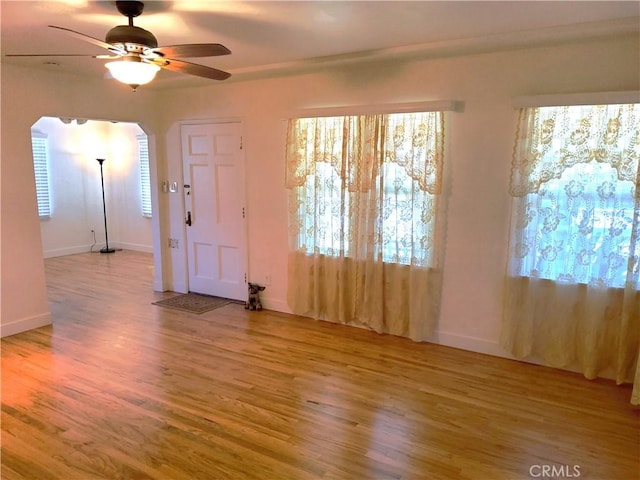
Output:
181 123 247 300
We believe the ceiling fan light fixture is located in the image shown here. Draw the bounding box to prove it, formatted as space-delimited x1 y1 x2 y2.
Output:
12 1 231 87
105 57 160 89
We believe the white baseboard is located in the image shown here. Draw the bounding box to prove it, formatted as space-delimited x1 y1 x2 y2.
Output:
428 330 616 379
262 300 510 359
262 298 292 314
154 279 169 292
430 330 511 359
43 243 154 258
1 312 52 338
118 242 153 254
43 244 92 258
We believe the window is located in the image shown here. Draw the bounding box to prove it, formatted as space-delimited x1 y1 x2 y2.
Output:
501 103 639 394
286 112 443 267
285 111 445 340
31 131 51 217
508 103 639 288
137 134 152 217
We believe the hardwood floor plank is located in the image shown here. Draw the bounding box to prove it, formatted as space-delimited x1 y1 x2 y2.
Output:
1 250 638 479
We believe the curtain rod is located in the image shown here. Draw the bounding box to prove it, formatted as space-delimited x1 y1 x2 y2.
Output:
283 100 463 119
512 91 639 109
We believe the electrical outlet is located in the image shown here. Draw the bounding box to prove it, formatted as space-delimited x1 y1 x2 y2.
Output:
168 238 179 248
264 274 272 285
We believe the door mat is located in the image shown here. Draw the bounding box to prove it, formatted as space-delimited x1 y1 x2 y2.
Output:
152 293 239 314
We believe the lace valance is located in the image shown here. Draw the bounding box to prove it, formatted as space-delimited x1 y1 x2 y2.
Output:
509 104 640 197
285 112 444 194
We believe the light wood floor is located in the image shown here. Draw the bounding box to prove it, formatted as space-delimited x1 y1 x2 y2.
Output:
2 251 638 480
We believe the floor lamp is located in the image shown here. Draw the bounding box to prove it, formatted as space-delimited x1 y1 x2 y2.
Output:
96 158 115 254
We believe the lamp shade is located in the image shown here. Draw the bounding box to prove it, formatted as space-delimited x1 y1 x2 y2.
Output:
105 60 160 87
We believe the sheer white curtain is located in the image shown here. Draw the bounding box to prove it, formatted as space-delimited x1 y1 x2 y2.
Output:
285 113 444 341
501 104 640 403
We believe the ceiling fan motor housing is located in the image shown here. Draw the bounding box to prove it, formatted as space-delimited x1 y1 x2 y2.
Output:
116 1 145 18
106 25 158 49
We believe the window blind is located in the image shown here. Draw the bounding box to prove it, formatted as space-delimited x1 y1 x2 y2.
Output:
31 132 51 217
137 135 152 217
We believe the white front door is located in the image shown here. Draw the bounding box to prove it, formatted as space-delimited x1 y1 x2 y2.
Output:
181 122 247 300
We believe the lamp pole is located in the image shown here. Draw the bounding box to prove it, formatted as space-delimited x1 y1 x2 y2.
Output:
96 158 115 254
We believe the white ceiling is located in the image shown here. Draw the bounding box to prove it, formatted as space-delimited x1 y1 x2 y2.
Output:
1 1 639 89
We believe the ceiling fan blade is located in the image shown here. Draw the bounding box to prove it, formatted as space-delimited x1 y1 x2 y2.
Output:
149 44 231 58
48 25 125 55
4 53 100 57
158 58 231 81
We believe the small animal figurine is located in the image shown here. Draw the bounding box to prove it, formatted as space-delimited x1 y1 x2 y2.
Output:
246 282 265 311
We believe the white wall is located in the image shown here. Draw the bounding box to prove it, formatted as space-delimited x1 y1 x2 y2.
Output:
155 33 639 358
32 117 152 257
106 122 154 253
1 31 638 366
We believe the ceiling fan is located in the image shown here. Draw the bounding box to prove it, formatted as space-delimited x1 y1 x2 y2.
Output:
6 0 232 90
